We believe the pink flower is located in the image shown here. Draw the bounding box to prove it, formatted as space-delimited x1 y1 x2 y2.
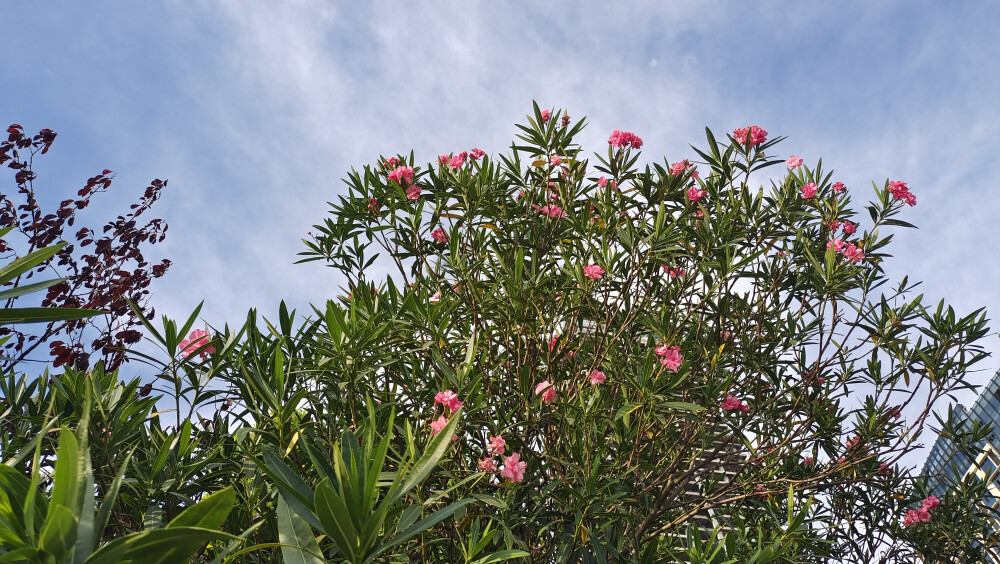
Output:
842 243 865 263
500 452 526 482
720 394 749 412
786 155 804 169
663 265 686 278
800 183 817 198
583 264 605 280
406 185 422 200
803 456 814 466
449 153 465 169
916 507 931 523
608 129 643 149
887 180 916 206
597 176 608 188
367 198 379 212
535 380 557 404
550 155 561 166
470 147 485 160
487 434 506 455
827 239 846 252
434 390 464 413
561 114 570 127
669 160 690 176
430 291 441 301
180 329 215 358
922 496 941 510
691 169 700 180
548 335 559 352
541 109 551 123
610 180 618 190
432 227 449 243
687 186 708 203
842 221 856 234
589 370 606 385
733 125 768 146
478 457 497 472
655 345 683 372
828 220 842 232
383 156 399 167
429 415 448 435
388 165 415 186
438 154 449 165
532 204 567 219
832 181 845 193
902 510 919 527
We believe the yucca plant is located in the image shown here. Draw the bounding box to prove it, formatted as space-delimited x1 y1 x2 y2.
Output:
0 383 243 563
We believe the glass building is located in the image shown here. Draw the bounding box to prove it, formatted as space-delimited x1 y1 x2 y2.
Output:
922 371 1000 500
921 370 1000 563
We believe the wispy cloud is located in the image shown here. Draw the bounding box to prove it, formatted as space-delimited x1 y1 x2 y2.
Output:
3 0 999 468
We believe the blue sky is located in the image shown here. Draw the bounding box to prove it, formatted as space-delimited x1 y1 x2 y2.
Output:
4 2 1000 461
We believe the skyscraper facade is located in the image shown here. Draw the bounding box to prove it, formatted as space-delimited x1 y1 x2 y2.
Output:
921 370 1000 562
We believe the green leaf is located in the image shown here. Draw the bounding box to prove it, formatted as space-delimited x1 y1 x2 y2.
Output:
0 307 103 325
38 504 78 560
48 429 80 513
660 401 705 412
471 549 532 564
313 479 360 561
92 450 131 556
0 277 65 301
0 547 43 562
387 409 461 507
615 402 642 420
0 243 65 285
166 486 235 530
372 499 475 559
276 496 326 564
85 527 239 564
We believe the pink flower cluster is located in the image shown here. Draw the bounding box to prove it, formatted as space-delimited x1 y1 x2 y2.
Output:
832 182 845 193
827 238 866 263
654 344 683 372
786 155 804 169
180 329 215 359
487 434 506 455
887 180 917 206
608 129 643 149
902 496 941 527
388 165 415 186
430 416 449 435
733 125 768 146
687 186 708 203
383 156 399 168
532 203 567 219
470 147 485 160
720 394 749 413
431 227 449 243
535 380 557 403
583 264 605 280
801 183 818 198
669 159 698 177
541 109 551 123
501 452 526 482
387 165 421 200
434 389 464 413
589 369 606 385
663 265 686 278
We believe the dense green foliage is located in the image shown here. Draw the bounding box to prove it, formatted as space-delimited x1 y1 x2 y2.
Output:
1 106 996 562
